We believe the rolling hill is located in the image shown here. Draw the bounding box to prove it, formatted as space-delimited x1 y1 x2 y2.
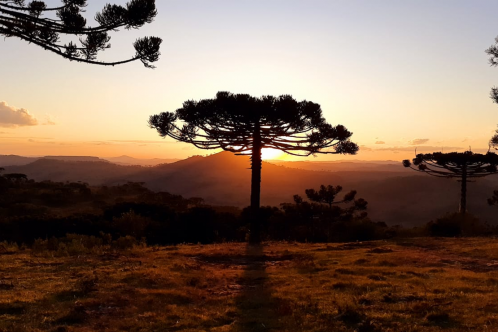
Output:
4 151 498 226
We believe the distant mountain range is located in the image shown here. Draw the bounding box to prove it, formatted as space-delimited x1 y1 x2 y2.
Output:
0 155 40 166
104 155 179 166
3 152 498 226
0 155 177 167
269 160 404 172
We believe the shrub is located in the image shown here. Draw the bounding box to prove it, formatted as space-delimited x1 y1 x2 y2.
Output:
0 241 19 254
327 219 387 242
112 235 137 250
178 207 218 244
65 239 89 256
32 238 49 253
32 234 106 256
425 213 488 237
112 210 150 238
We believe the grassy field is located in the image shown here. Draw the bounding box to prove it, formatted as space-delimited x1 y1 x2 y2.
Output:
1 238 498 331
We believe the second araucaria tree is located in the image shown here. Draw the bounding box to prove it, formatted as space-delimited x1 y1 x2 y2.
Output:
403 151 498 214
149 91 359 242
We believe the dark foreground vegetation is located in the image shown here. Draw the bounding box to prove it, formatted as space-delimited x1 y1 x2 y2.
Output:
0 176 496 248
1 238 498 331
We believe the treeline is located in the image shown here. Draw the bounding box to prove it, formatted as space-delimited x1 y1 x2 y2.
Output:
0 176 494 246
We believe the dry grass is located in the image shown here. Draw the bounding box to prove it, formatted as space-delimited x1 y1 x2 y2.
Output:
1 237 498 331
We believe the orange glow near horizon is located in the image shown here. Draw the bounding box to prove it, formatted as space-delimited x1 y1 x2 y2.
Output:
261 148 285 160
2 136 491 162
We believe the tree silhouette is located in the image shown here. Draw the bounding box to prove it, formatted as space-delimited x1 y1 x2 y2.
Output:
486 38 498 146
487 190 498 206
149 91 359 242
304 185 357 208
280 186 368 242
403 151 498 214
298 184 368 216
486 37 498 104
0 0 161 67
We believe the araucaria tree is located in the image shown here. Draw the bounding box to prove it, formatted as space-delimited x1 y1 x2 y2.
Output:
486 37 498 104
0 0 161 67
304 184 359 209
403 151 498 214
149 91 359 241
486 38 498 144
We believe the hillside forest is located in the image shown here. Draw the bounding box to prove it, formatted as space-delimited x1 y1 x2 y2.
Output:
1 151 497 248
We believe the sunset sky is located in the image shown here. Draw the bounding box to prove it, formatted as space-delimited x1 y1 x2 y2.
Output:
2 0 498 161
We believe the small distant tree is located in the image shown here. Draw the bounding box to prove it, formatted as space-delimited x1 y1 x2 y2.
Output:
280 186 369 242
489 129 498 152
304 185 357 208
295 184 367 215
3 173 28 183
488 190 498 206
0 0 162 67
403 151 498 214
149 92 359 242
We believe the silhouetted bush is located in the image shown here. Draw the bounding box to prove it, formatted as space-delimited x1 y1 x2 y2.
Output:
267 188 379 242
241 206 282 241
425 213 488 237
0 214 105 245
327 219 387 242
112 235 138 250
104 202 176 222
112 210 151 239
32 234 104 256
31 233 143 255
178 207 217 244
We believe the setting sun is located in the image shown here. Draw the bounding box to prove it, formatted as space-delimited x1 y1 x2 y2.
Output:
261 148 284 160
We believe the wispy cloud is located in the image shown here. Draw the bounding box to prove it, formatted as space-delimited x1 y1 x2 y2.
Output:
42 114 57 126
376 145 463 153
0 101 38 127
2 136 53 140
28 138 56 144
409 138 429 145
90 141 112 146
109 139 175 144
375 141 385 144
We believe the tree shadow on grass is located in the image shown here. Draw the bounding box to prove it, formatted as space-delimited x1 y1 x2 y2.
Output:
234 243 280 332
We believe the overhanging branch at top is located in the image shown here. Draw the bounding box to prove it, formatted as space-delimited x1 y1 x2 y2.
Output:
0 0 162 67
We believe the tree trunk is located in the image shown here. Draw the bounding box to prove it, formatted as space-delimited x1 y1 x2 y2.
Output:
249 122 262 243
459 165 467 214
